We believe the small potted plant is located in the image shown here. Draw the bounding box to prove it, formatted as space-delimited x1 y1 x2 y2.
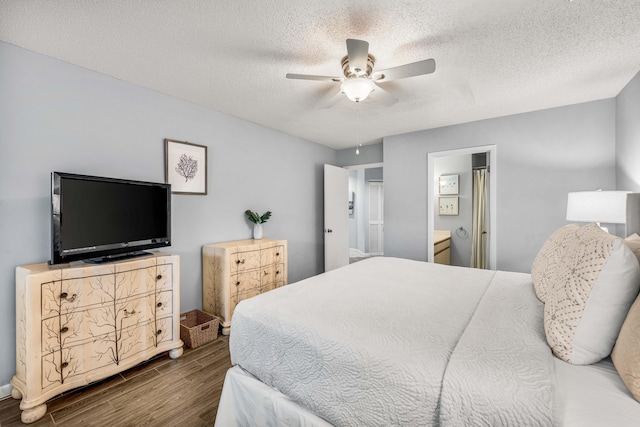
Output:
245 210 271 239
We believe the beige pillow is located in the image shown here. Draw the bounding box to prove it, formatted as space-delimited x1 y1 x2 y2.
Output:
544 223 640 364
612 294 640 402
531 224 580 303
624 233 640 265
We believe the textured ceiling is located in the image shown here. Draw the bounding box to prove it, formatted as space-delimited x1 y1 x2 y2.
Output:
1 0 639 150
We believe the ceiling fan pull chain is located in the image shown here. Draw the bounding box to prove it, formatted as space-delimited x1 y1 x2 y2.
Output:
356 105 362 155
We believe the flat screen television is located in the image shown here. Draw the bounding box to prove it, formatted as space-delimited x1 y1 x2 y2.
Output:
51 172 171 264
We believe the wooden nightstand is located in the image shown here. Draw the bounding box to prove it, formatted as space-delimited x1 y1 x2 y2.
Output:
202 239 288 335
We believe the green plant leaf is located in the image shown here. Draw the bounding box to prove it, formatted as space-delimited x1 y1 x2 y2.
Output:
245 209 260 224
245 209 271 224
260 211 272 224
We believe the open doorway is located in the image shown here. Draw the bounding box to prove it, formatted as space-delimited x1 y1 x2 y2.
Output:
427 145 497 269
346 164 383 263
432 153 489 268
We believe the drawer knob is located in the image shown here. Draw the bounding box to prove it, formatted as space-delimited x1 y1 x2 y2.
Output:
276 271 280 275
264 271 268 276
276 252 280 256
60 326 69 333
60 292 77 302
156 274 163 281
156 329 162 336
236 281 240 286
157 302 163 308
61 362 69 369
236 259 245 265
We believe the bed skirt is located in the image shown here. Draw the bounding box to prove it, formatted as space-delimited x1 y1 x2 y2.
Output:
215 365 333 427
216 358 640 427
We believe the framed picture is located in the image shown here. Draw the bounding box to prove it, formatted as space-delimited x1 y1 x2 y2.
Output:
439 174 459 195
165 139 208 195
438 196 459 215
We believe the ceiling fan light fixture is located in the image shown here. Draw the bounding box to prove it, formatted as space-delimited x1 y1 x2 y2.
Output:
341 78 375 102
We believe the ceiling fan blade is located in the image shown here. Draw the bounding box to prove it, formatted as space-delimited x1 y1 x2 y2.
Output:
346 39 369 76
368 84 398 107
319 90 344 109
372 58 436 83
286 73 342 82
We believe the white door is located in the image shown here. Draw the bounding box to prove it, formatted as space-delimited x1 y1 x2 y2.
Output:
324 164 349 271
369 182 384 255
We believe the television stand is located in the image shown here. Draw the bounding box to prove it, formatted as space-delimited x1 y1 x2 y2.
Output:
11 253 183 423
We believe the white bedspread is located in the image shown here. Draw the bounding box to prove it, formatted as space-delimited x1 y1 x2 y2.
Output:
229 257 554 426
439 269 553 426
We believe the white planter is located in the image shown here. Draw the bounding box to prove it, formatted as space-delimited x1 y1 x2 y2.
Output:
253 223 263 239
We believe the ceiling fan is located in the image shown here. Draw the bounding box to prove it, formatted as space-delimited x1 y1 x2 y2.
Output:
286 38 436 108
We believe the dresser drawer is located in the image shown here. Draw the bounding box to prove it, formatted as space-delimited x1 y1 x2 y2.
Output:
230 249 261 274
41 305 114 354
260 245 285 266
145 262 175 293
41 338 113 392
151 290 174 317
260 263 285 291
148 315 175 348
41 276 106 318
232 269 262 294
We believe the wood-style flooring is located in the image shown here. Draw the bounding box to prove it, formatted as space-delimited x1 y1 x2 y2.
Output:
0 335 231 427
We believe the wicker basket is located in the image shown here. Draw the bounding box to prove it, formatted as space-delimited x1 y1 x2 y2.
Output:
180 310 219 348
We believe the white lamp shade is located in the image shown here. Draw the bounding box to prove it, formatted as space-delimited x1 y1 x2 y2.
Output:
566 191 631 224
341 78 375 102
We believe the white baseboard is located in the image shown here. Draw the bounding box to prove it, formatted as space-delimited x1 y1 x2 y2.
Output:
0 382 12 399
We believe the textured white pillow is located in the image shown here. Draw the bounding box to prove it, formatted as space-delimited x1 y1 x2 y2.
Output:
531 224 580 303
544 223 640 364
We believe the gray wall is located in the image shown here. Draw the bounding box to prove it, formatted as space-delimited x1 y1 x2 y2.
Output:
0 42 336 391
384 99 616 273
337 142 383 167
434 155 472 267
365 167 383 182
616 71 640 192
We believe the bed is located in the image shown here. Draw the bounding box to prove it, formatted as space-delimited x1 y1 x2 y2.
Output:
215 225 640 426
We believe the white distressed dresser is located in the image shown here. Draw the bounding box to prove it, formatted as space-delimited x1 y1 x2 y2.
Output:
202 239 288 335
11 253 183 423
